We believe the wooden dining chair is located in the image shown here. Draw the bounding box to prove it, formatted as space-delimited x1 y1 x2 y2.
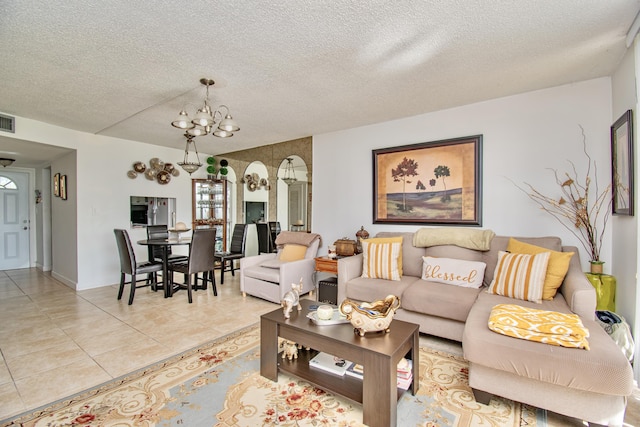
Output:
168 228 217 303
214 223 249 284
113 229 163 305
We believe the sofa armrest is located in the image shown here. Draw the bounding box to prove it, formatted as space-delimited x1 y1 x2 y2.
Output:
337 254 363 304
560 245 597 318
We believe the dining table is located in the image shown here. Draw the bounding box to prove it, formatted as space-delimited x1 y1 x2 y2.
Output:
137 237 191 298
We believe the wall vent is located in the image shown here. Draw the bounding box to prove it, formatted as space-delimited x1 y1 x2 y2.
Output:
0 113 15 133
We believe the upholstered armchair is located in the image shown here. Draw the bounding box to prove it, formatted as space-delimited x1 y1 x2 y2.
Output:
240 231 321 303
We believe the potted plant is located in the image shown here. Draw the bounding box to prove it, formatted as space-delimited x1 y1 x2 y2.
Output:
219 159 229 179
516 128 611 274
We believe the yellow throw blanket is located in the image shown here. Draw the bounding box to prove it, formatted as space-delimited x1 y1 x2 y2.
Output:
488 304 590 350
412 227 495 251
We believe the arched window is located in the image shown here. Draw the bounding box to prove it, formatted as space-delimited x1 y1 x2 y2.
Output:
0 176 17 190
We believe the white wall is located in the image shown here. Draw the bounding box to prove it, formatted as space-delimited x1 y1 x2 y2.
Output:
35 167 52 271
51 151 78 287
612 39 639 378
313 78 613 273
7 115 211 290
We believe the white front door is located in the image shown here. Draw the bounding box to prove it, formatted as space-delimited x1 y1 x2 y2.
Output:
0 171 30 270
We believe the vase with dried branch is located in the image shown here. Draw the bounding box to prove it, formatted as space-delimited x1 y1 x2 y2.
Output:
514 128 612 274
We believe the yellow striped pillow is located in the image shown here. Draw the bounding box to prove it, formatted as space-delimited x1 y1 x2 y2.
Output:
488 251 550 303
361 240 402 281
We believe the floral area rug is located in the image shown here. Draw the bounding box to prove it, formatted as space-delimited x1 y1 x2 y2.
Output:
2 324 551 427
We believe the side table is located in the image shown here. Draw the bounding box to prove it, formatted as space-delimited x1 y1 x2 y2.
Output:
315 256 338 274
585 273 616 312
315 256 338 304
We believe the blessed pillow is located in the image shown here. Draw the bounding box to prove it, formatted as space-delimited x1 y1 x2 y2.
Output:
361 238 402 281
487 251 550 303
278 244 307 262
507 238 574 300
421 256 486 288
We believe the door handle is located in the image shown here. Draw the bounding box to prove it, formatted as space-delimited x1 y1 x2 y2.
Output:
23 227 28 230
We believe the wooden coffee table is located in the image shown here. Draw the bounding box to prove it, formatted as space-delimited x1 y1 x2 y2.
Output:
260 299 419 427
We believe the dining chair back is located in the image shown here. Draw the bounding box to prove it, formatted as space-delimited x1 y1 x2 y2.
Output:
169 228 217 303
147 224 188 262
114 229 162 305
268 221 281 252
256 223 272 254
214 223 249 284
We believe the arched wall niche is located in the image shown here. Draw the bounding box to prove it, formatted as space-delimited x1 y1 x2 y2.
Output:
242 161 269 224
277 155 309 231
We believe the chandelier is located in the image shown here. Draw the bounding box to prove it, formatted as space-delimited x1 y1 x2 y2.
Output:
282 158 297 185
171 78 240 138
0 158 15 167
177 134 202 175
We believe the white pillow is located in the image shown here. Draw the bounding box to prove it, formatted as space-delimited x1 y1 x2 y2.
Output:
421 256 486 288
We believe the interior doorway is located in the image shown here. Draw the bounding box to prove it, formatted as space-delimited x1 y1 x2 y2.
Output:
0 171 30 269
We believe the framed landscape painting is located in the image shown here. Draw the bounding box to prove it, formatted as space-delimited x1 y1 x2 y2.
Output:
373 135 482 226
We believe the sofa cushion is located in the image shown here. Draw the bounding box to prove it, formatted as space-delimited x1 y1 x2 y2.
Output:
361 236 403 279
463 292 635 396
242 265 280 283
507 238 573 300
261 259 285 269
421 256 486 288
375 232 425 277
402 280 483 322
483 236 563 285
487 251 550 303
344 275 417 303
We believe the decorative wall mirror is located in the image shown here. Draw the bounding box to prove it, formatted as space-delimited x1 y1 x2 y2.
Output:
277 155 308 231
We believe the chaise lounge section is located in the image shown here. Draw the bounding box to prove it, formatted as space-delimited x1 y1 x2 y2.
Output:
337 230 634 426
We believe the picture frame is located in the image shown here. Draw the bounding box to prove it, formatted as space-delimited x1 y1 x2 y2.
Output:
53 173 60 197
373 135 483 226
611 109 634 216
60 175 67 200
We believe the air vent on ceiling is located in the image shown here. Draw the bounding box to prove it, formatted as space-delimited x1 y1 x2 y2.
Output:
0 113 15 133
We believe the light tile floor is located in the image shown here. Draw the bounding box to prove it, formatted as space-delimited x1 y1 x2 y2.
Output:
0 268 276 421
0 268 639 425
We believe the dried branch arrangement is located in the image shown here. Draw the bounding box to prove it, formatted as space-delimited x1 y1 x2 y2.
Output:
515 128 611 262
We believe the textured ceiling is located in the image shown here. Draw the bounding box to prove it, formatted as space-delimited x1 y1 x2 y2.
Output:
0 0 639 165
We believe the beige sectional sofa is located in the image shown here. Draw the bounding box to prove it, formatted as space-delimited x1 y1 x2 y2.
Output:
337 231 634 426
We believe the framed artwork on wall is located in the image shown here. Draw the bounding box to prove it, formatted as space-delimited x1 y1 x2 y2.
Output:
373 135 483 226
53 173 60 197
611 109 634 216
60 175 67 200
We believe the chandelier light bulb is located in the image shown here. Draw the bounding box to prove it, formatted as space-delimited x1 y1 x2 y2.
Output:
171 110 194 129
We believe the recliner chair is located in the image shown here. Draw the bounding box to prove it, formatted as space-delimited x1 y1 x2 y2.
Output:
240 232 320 304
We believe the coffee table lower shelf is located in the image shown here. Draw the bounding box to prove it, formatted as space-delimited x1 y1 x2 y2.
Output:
260 300 418 427
278 349 407 404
